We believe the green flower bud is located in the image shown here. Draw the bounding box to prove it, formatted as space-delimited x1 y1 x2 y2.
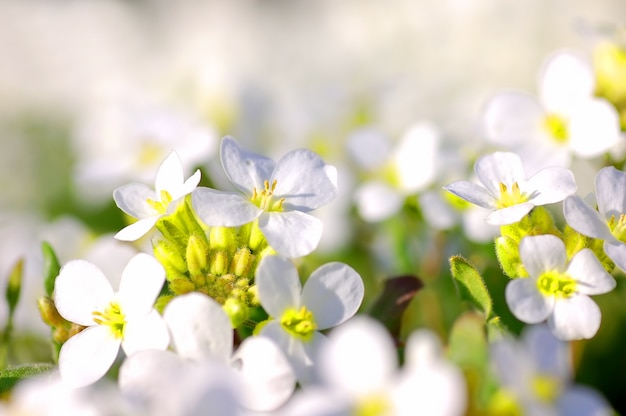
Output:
230 248 254 278
153 240 188 278
186 234 209 276
247 220 267 251
223 298 249 328
210 250 229 276
169 278 196 295
209 226 238 254
495 235 526 278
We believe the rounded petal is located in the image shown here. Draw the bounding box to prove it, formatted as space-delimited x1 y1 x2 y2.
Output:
525 167 577 205
346 127 391 170
474 152 525 196
58 325 120 388
558 385 612 416
301 262 364 330
259 211 323 258
114 216 159 242
220 136 275 195
392 122 439 192
485 203 534 225
113 183 158 218
232 336 296 412
519 234 567 277
568 99 621 158
482 91 545 146
540 51 595 113
596 166 626 220
505 278 553 324
443 181 496 209
605 241 626 273
548 295 601 340
566 249 616 295
119 350 190 399
563 196 614 241
272 148 338 211
255 255 302 317
192 187 262 227
54 260 114 327
163 292 233 362
122 309 170 356
355 181 405 222
118 253 165 320
523 324 571 381
155 151 185 196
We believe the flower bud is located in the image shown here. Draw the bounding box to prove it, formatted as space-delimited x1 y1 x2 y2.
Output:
186 234 209 276
223 298 249 328
495 236 526 278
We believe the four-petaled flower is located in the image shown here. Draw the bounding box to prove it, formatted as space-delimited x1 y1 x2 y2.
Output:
505 234 616 340
113 151 201 241
444 152 576 225
54 253 170 387
192 136 338 258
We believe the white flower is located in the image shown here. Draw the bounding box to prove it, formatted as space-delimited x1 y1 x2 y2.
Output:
192 136 337 258
563 166 626 272
255 255 364 384
505 235 616 340
483 50 621 173
490 325 613 416
444 152 577 226
113 151 201 241
54 253 170 387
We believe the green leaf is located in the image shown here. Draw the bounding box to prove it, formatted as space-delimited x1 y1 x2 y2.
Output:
0 362 54 393
42 241 61 297
449 255 493 319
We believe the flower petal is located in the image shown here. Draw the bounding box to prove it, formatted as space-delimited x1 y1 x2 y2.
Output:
519 234 567 277
548 295 601 340
525 167 576 205
58 325 120 388
604 241 626 273
474 152 525 196
557 385 612 416
220 136 275 195
505 278 553 324
568 99 620 157
259 211 323 258
563 195 614 241
118 253 165 320
113 183 158 219
272 149 338 211
192 187 262 227
566 249 616 295
539 51 595 113
155 151 185 195
354 181 405 223
256 255 302 318
596 166 626 220
443 181 496 209
482 91 545 146
163 293 233 362
54 260 114 327
114 216 159 242
485 203 534 225
231 336 296 412
301 262 364 330
122 309 170 356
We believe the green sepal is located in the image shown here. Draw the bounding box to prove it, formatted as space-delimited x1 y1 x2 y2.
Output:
42 242 61 298
5 259 23 316
449 255 494 320
156 217 189 252
494 235 526 278
0 362 54 394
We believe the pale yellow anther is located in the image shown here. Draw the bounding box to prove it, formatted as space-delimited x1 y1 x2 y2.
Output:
147 190 173 214
280 306 317 341
496 182 528 209
250 180 285 212
92 302 126 339
536 271 576 298
608 214 626 243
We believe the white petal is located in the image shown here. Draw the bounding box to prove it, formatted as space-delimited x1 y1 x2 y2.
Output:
568 99 621 157
548 295 601 340
163 293 233 362
482 91 545 146
567 249 616 295
485 203 534 225
540 51 595 113
119 350 190 400
604 241 626 273
596 166 626 220
346 127 391 170
301 262 364 330
113 216 159 242
54 260 114 327
122 309 170 356
418 191 458 230
259 211 323 258
255 255 302 318
505 278 553 324
118 253 165 320
558 385 612 416
113 183 158 218
232 336 296 412
474 152 525 196
272 149 338 211
443 181 496 209
155 151 185 195
178 169 202 199
523 324 571 381
525 167 576 205
563 196 614 241
355 181 405 222
519 234 567 277
58 325 120 388
192 187 262 227
319 316 397 396
220 136 275 195
392 122 439 192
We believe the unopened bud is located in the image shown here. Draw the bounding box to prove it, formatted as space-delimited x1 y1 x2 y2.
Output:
223 298 248 328
230 248 254 277
154 240 188 276
495 236 526 278
186 234 209 276
169 278 196 295
210 250 229 276
209 226 237 254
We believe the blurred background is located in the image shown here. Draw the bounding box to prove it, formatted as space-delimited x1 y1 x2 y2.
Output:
1 0 626 412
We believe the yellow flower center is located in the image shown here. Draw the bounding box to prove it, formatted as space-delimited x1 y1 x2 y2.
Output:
147 190 173 214
354 393 391 416
496 182 529 209
92 302 126 339
138 142 167 168
251 179 285 211
608 214 626 243
280 306 317 341
543 113 569 144
536 271 576 298
532 374 561 403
